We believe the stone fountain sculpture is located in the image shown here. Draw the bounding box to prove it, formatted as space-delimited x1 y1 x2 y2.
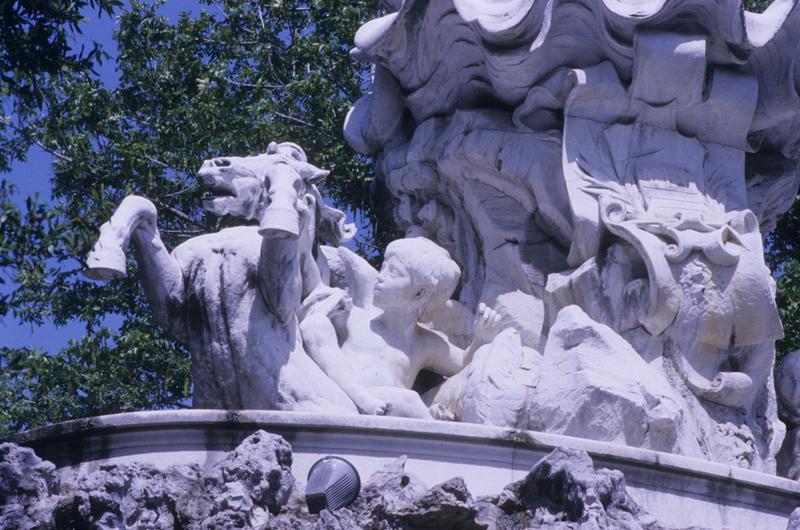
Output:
84 0 800 478
86 141 527 424
85 142 360 414
343 0 800 473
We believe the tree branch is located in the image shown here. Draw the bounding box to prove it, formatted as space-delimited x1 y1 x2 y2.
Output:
144 196 204 228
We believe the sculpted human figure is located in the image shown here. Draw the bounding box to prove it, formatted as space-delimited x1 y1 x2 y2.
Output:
299 237 502 418
84 142 357 413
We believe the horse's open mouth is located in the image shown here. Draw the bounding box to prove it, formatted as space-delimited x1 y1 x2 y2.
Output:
202 181 237 200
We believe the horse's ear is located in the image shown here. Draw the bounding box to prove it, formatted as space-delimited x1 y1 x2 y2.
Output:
307 168 330 185
295 161 329 185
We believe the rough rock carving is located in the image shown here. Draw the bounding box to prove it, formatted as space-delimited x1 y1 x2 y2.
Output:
0 437 690 530
344 0 800 472
0 431 293 530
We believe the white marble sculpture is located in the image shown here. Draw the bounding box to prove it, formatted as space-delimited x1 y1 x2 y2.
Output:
83 0 800 476
344 0 800 472
300 237 514 419
85 142 359 414
85 142 529 425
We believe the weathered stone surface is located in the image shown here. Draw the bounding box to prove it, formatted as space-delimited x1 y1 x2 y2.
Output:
54 462 182 530
386 477 482 530
496 447 658 529
286 447 667 530
531 306 693 456
271 448 681 530
16 430 296 530
0 442 59 530
0 434 767 529
787 507 800 530
187 430 295 529
343 0 797 471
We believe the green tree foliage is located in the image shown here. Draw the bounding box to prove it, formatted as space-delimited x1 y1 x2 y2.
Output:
0 0 121 171
1 0 378 434
769 202 800 360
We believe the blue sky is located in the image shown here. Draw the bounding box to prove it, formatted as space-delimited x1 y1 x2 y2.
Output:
2 1 206 351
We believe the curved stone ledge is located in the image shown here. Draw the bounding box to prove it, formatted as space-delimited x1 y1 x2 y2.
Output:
6 410 800 529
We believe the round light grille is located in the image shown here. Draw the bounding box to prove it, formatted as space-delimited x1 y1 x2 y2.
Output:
305 456 361 514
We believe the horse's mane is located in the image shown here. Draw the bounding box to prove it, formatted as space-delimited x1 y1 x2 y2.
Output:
310 185 356 246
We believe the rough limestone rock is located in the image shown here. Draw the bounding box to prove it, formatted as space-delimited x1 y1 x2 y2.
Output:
43 430 293 530
347 455 430 528
0 443 60 530
0 434 727 529
185 429 295 529
270 449 673 530
208 429 295 515
54 462 183 530
531 305 696 456
494 447 659 530
385 477 482 530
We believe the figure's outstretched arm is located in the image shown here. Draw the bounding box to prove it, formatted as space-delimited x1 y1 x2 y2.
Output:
424 303 504 376
85 195 186 339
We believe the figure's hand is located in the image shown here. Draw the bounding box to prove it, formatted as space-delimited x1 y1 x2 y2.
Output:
300 286 353 320
472 303 504 346
356 393 390 416
429 402 455 421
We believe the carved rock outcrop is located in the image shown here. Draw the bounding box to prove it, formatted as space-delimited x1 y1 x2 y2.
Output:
2 434 698 530
495 447 659 529
531 306 693 455
0 443 60 530
45 430 293 530
270 449 670 530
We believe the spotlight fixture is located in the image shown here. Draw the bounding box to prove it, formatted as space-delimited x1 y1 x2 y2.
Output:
305 456 361 514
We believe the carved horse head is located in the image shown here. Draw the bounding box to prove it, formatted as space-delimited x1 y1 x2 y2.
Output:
197 142 355 244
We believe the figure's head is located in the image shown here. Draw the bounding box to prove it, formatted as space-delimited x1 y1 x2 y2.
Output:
374 237 460 314
197 142 354 243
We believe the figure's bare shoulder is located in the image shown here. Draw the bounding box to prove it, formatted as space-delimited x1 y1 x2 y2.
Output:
413 323 450 360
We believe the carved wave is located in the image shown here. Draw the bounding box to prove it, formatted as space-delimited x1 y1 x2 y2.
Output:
353 0 799 138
